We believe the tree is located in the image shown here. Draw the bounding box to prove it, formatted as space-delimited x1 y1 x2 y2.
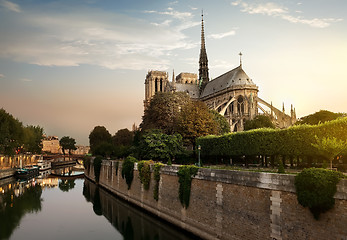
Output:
139 130 184 162
296 110 346 125
312 136 347 169
141 92 191 134
0 108 23 156
176 101 218 148
244 115 275 131
23 125 44 154
113 128 133 146
209 110 231 135
89 126 112 155
59 136 77 155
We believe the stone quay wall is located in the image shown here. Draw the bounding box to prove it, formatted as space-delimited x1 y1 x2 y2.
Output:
85 160 347 240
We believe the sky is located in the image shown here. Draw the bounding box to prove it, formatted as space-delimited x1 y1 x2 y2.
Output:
0 0 346 145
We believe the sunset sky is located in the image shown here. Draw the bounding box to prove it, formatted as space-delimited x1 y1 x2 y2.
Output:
1 0 346 145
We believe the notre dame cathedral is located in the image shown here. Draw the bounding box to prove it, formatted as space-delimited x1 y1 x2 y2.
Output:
144 14 297 132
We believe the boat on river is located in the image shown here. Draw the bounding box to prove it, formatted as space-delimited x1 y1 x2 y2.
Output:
15 166 39 179
37 158 51 171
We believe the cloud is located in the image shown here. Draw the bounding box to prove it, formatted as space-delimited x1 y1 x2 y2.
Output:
20 78 32 82
231 0 342 28
209 30 236 39
0 73 4 78
0 6 199 70
0 0 21 12
144 8 193 21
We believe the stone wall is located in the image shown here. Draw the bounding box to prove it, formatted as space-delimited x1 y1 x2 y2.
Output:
85 160 347 240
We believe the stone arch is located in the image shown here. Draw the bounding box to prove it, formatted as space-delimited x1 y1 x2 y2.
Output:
237 95 244 115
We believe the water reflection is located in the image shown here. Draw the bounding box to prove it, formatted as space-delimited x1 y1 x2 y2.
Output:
0 179 43 240
58 179 76 192
83 179 196 240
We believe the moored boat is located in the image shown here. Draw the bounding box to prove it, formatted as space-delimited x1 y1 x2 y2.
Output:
37 158 51 171
15 166 39 179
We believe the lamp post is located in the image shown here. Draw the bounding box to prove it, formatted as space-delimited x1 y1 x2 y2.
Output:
198 145 201 167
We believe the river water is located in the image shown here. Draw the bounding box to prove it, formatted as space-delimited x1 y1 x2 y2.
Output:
0 168 197 240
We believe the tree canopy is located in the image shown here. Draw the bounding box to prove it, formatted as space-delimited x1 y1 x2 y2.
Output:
59 136 77 155
23 125 44 154
176 101 218 147
141 92 191 134
112 128 133 146
296 110 346 125
244 115 275 131
209 110 231 135
89 126 112 155
139 130 184 162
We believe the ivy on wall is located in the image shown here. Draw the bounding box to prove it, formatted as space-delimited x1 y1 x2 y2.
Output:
177 165 199 208
93 156 102 183
115 161 119 176
121 156 137 190
153 163 163 201
294 168 344 219
138 160 152 190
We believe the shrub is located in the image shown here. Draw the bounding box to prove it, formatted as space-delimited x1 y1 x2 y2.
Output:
294 168 344 219
93 156 103 183
278 160 285 173
121 156 137 190
153 163 163 201
138 160 152 190
177 165 199 208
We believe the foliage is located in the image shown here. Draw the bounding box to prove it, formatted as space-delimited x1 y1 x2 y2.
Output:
121 156 137 189
138 160 152 190
59 136 77 155
115 161 119 176
89 126 112 155
141 92 191 134
93 142 114 158
176 101 218 147
93 156 103 183
210 110 231 135
22 125 44 154
0 108 24 156
312 136 346 169
177 165 199 208
153 163 163 201
197 117 347 163
296 110 346 125
294 168 343 219
83 156 91 169
113 128 134 146
278 160 285 173
244 115 275 131
139 130 184 162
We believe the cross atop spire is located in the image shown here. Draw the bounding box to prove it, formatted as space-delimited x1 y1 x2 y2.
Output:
239 52 243 67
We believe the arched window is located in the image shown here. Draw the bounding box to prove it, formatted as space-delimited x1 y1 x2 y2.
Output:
155 78 158 92
237 96 244 115
160 78 163 92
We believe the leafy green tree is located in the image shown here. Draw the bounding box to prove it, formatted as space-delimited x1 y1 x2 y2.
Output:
89 126 112 155
176 101 218 148
94 142 114 158
59 136 77 155
113 128 134 146
209 110 230 134
0 108 23 156
296 110 345 125
23 125 44 154
141 92 191 134
312 136 347 169
139 130 184 162
244 115 275 131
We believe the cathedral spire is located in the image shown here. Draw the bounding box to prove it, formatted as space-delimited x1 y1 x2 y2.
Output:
199 10 209 93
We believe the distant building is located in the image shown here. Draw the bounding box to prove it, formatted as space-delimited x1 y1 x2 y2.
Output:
42 136 89 155
42 136 61 154
144 13 296 131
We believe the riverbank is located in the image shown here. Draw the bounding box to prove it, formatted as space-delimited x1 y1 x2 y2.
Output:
0 169 16 180
85 160 347 240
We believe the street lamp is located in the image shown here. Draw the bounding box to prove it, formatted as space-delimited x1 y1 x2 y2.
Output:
198 145 201 167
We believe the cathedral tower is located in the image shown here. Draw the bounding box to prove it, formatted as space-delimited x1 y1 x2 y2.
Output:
199 11 209 93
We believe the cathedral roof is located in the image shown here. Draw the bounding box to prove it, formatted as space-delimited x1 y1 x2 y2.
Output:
175 83 200 99
200 65 257 98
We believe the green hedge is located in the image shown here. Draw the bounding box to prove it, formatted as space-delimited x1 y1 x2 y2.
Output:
197 117 347 160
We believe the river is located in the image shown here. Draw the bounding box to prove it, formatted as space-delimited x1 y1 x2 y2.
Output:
0 167 198 240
